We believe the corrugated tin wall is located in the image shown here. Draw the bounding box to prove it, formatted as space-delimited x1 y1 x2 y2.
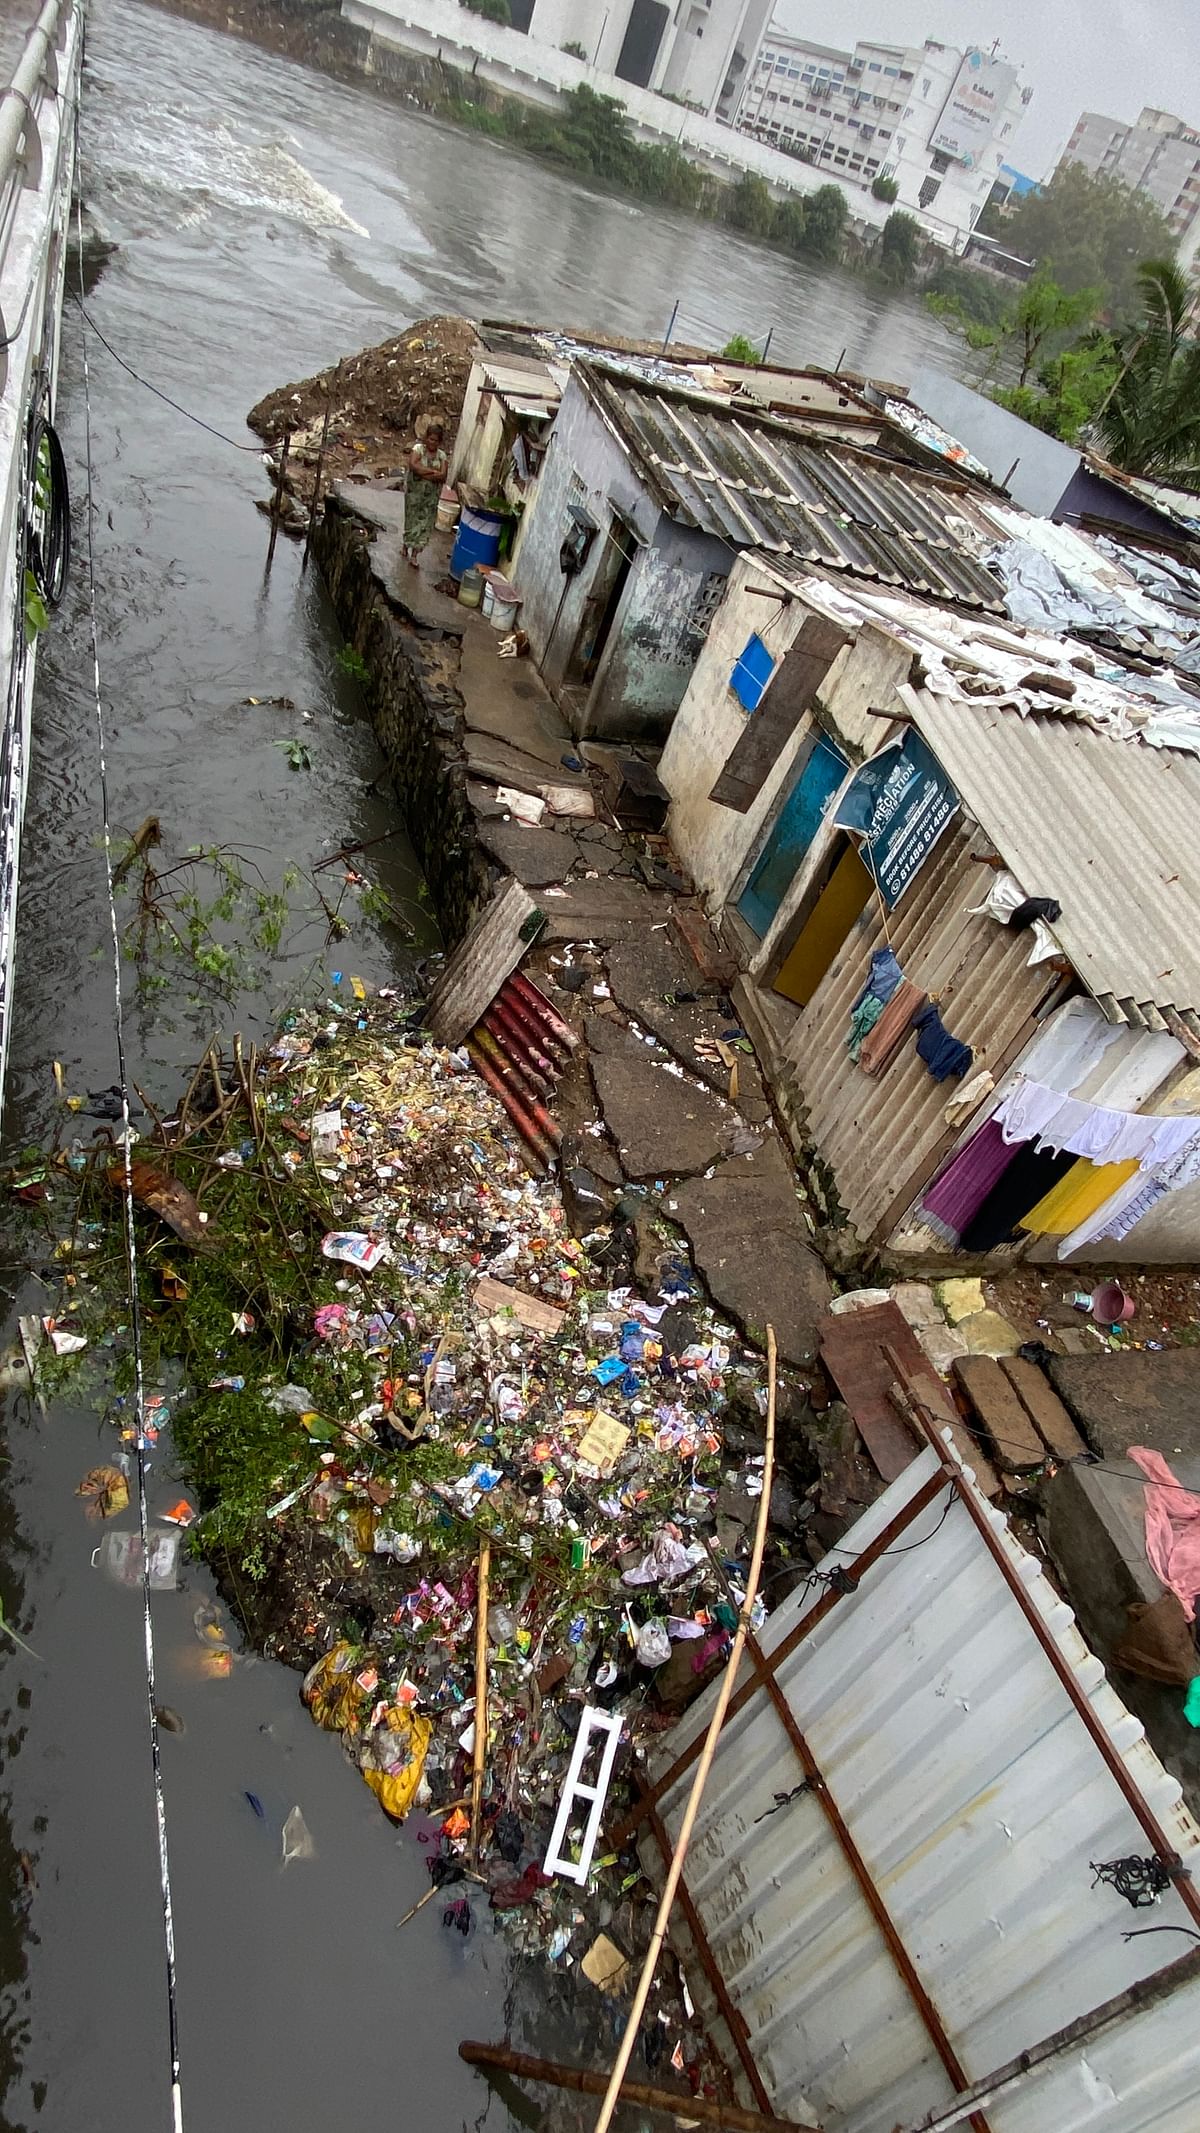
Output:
784 821 1059 1243
649 1449 1200 2133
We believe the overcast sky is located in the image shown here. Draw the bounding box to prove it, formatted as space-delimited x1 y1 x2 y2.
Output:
774 0 1200 177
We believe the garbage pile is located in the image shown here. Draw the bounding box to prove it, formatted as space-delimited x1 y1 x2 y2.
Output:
24 982 782 1973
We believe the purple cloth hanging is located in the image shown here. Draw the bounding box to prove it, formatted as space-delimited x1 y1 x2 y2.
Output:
921 1119 1020 1240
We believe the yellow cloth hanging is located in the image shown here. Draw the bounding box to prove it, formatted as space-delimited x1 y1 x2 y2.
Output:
1020 1157 1140 1236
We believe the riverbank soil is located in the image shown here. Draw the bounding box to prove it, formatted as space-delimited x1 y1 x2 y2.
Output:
247 315 483 503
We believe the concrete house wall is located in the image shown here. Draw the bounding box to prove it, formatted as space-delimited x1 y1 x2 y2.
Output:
512 374 728 740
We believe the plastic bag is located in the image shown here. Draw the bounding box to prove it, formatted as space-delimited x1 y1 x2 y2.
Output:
635 1620 671 1668
354 1707 432 1821
301 1641 368 1732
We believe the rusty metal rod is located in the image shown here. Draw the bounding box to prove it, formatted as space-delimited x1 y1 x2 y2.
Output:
896 1948 1200 2133
638 1788 775 2116
735 1605 990 2133
458 2042 818 2133
612 1466 948 1845
593 1329 777 2133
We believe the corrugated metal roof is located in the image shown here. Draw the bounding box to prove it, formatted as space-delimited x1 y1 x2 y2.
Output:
580 367 1006 612
909 690 1200 1025
650 1447 1200 2133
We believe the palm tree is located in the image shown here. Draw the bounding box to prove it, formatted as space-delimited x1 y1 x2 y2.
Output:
1093 259 1200 484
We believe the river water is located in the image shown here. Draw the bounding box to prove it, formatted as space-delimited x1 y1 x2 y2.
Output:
0 5 961 2125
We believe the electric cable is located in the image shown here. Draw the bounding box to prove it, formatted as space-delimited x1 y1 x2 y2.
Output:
73 160 185 2133
70 290 263 453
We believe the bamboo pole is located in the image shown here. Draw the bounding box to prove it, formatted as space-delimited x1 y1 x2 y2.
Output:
592 1327 778 2133
468 1539 491 1865
459 2041 816 2133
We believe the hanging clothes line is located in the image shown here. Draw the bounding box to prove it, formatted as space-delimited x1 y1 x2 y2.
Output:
995 1076 1200 1169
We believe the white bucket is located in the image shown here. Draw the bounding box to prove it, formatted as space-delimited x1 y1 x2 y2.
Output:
489 591 519 632
435 484 459 533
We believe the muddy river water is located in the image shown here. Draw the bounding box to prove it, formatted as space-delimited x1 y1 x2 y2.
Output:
0 4 962 2123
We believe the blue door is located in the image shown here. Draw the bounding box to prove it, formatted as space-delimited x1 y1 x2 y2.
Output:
737 732 849 938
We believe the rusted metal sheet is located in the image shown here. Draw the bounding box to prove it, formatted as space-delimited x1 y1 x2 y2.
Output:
783 821 1056 1245
645 1445 1200 2133
819 1301 1000 1494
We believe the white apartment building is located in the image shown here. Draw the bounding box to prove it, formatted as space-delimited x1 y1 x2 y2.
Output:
1059 106 1200 268
731 23 1029 244
511 0 772 115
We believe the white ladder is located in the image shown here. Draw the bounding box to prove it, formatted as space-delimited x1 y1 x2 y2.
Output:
542 1705 624 1886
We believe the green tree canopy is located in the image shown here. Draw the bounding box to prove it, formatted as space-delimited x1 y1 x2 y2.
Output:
724 171 775 237
1095 258 1200 481
877 209 923 284
771 195 808 252
1003 162 1175 318
802 184 849 262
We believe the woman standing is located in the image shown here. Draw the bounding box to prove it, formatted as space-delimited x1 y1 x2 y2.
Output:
403 417 448 566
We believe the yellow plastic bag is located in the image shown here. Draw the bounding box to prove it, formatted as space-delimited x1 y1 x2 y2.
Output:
356 1707 432 1822
301 1641 367 1733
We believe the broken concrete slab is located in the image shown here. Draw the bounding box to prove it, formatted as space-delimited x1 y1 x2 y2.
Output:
477 821 581 887
667 1138 832 1367
605 937 770 1126
539 878 673 944
1047 1348 1200 1472
465 733 591 796
588 1019 746 1182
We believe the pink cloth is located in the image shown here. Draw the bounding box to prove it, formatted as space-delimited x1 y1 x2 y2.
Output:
1128 1445 1200 1620
921 1119 1019 1239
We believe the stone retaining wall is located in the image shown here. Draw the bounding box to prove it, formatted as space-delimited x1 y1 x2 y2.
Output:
314 498 493 946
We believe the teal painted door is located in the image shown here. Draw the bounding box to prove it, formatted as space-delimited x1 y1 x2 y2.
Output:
737 732 849 938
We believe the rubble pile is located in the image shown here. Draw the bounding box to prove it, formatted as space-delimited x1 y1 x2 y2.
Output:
246 314 482 503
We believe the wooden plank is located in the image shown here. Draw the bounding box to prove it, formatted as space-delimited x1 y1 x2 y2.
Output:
472 1276 566 1336
999 1355 1088 1463
819 1302 924 1481
426 879 542 1045
709 616 851 812
822 1302 1001 1494
953 1354 1047 1473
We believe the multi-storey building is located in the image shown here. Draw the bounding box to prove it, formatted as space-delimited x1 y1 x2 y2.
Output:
509 0 773 115
730 22 1029 244
1058 106 1200 268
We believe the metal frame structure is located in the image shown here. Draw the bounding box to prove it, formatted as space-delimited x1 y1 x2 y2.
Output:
620 1374 1200 2132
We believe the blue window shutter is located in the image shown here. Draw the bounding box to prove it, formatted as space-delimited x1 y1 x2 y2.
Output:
730 633 776 712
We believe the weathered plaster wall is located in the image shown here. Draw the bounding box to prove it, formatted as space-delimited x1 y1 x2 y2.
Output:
513 377 658 687
586 513 728 743
660 557 913 913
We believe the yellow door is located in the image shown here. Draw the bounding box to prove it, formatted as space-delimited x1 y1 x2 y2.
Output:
773 842 872 1007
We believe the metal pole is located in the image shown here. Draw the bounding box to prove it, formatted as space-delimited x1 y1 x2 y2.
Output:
459 2041 818 2133
761 327 774 364
662 297 680 353
468 1539 490 1865
302 360 341 572
265 431 290 568
895 1949 1200 2133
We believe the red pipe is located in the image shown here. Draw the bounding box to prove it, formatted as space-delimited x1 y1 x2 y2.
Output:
509 971 578 1051
476 1022 555 1108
